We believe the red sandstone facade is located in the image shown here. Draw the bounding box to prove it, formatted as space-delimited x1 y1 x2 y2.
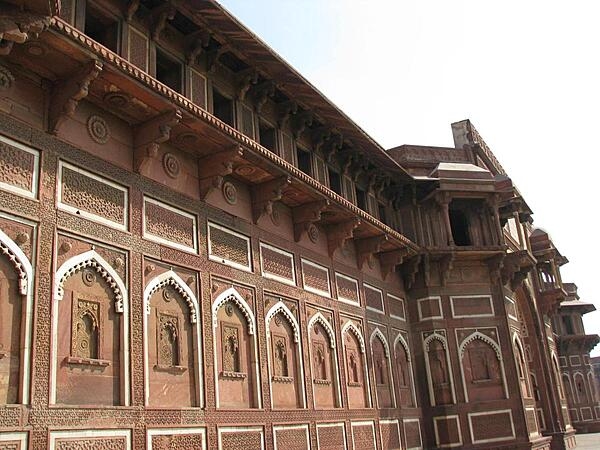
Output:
0 1 597 449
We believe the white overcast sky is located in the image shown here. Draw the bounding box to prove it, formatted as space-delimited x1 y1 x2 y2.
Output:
218 0 600 352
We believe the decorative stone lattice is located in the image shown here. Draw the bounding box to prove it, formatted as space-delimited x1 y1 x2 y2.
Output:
352 424 376 450
261 245 294 283
0 141 35 192
54 438 127 449
86 115 110 144
151 434 204 449
302 260 330 295
145 201 196 250
209 225 250 268
61 166 126 225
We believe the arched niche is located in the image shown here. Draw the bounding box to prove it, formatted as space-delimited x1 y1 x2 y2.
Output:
393 333 416 407
0 228 33 405
459 332 507 402
562 373 574 402
574 372 588 404
370 328 395 408
212 287 260 409
341 322 370 408
307 312 340 409
265 301 305 409
144 270 202 407
52 249 129 406
512 334 531 399
424 333 456 406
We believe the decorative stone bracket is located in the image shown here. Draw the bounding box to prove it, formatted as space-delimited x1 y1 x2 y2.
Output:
185 29 211 64
133 109 182 173
251 176 291 224
198 146 243 199
379 248 409 280
0 6 50 56
292 199 330 242
235 68 259 101
251 80 276 113
48 59 103 134
355 234 388 270
326 218 360 257
401 254 421 290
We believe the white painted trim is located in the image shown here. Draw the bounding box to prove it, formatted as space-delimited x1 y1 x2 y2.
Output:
147 427 206 450
393 332 418 407
273 424 310 450
580 406 593 421
316 422 347 450
301 258 331 298
260 242 296 286
218 426 264 450
569 355 581 366
307 311 342 408
537 407 546 430
468 409 516 444
417 296 443 321
212 287 261 409
350 421 376 450
0 227 34 404
450 294 494 318
265 300 307 409
0 431 27 448
57 160 128 231
456 329 508 402
505 296 518 321
49 429 131 450
364 283 385 314
402 418 422 450
0 134 39 199
423 331 456 406
51 249 130 406
207 221 252 272
525 406 541 438
512 332 533 400
335 272 360 305
387 293 405 321
370 328 396 408
433 415 462 448
143 196 198 253
378 419 400 450
143 270 203 407
341 320 372 408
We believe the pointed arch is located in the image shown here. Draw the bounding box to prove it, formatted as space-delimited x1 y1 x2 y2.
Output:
459 331 502 360
307 312 335 348
54 249 127 312
424 332 448 352
144 270 198 323
265 301 300 343
370 328 390 358
393 333 411 362
212 287 256 335
341 321 366 353
0 228 32 295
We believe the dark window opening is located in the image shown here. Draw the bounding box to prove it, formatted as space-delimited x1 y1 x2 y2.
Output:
170 11 197 36
155 49 182 93
449 208 472 246
328 167 342 195
378 203 387 224
296 147 312 176
212 89 234 126
563 316 574 335
84 3 119 53
355 187 367 211
259 121 276 152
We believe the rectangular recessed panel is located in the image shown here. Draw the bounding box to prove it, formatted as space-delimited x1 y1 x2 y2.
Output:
451 295 494 318
143 197 197 252
434 415 462 448
190 68 207 109
260 242 295 285
128 27 148 71
219 427 264 450
388 294 405 320
581 407 593 421
208 222 251 271
418 297 442 320
364 284 384 312
316 423 346 450
379 420 401 450
569 355 581 366
335 273 359 305
273 425 309 450
0 134 39 198
301 259 330 297
469 410 515 444
59 161 128 230
403 419 422 450
351 421 376 450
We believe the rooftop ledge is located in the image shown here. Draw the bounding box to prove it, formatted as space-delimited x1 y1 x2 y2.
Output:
42 18 419 258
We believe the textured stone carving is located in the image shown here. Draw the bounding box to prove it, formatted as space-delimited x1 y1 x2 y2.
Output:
61 166 126 226
0 140 35 192
222 180 237 205
54 438 127 449
144 200 196 250
0 65 14 90
71 299 101 360
352 424 375 450
145 274 198 323
162 152 180 178
261 245 294 283
157 312 180 367
307 223 319 243
103 91 131 108
0 238 28 295
209 225 249 268
222 324 241 373
273 335 289 377
151 434 204 449
87 115 110 144
313 342 328 381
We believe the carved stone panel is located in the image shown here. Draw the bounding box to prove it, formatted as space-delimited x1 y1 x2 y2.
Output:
0 259 22 404
0 135 39 199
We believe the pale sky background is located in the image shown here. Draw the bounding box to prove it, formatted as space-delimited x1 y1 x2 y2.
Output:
218 0 600 353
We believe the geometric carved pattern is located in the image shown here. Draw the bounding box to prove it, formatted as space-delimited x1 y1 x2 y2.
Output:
469 410 515 443
157 312 180 367
379 420 401 450
388 294 405 320
364 284 384 311
403 419 422 450
434 416 462 447
219 429 263 449
317 424 346 450
144 198 197 252
301 259 330 297
221 324 241 373
261 243 295 284
54 438 127 449
351 422 376 450
144 271 198 323
274 426 309 450
59 162 127 228
71 298 101 360
0 137 37 196
335 273 359 304
208 223 251 270
451 295 494 318
151 433 204 449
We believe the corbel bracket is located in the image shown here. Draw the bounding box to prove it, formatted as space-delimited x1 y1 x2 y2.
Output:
290 109 313 139
292 199 330 242
311 127 331 153
235 68 259 101
198 146 243 199
0 8 50 55
322 132 343 164
185 29 211 64
326 218 361 257
251 176 291 224
151 2 176 41
206 43 231 73
440 253 455 287
355 235 388 270
125 0 140 21
133 109 182 173
277 100 298 128
401 254 421 290
379 248 408 280
486 253 505 285
252 80 276 113
48 59 102 134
